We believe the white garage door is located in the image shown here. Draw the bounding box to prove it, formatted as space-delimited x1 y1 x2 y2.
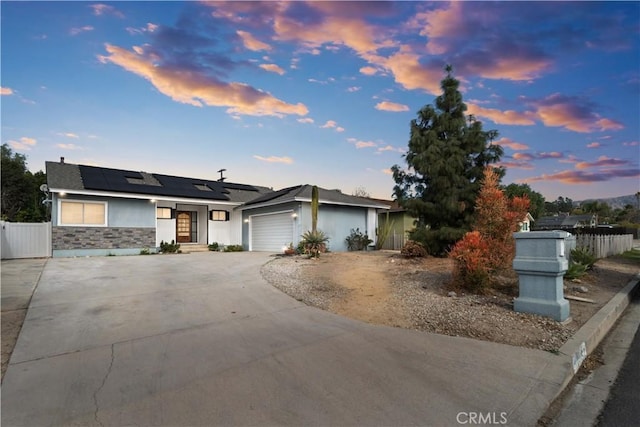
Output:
250 212 294 252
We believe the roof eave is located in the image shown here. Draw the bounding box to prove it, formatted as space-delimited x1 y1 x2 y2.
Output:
49 187 242 206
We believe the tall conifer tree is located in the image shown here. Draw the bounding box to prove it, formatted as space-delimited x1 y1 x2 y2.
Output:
391 66 503 255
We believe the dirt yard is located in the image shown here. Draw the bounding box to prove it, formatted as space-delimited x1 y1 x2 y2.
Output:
262 250 639 352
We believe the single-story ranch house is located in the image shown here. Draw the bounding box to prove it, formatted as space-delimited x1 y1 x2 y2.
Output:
46 159 388 257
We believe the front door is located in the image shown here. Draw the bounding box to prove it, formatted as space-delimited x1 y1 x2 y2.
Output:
176 211 193 243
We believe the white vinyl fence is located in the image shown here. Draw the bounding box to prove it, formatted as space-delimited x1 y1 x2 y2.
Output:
0 221 51 259
575 234 633 258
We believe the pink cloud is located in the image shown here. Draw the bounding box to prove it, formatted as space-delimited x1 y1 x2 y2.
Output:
375 101 409 112
496 161 535 170
321 120 338 128
347 86 361 92
380 50 443 94
467 103 535 126
69 26 94 36
56 143 82 150
237 30 272 52
259 63 285 75
1 87 14 96
493 137 529 150
575 156 629 170
622 141 639 146
297 118 314 124
534 93 624 133
586 142 601 148
360 66 378 76
253 155 293 164
377 145 405 154
347 137 377 149
513 153 534 161
8 137 37 151
90 4 124 18
537 152 563 159
523 168 640 184
98 44 307 117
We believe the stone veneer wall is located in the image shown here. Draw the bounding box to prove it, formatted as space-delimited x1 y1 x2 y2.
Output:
52 227 156 250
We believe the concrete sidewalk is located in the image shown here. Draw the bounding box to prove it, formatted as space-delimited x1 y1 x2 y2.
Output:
1 253 637 426
1 257 47 311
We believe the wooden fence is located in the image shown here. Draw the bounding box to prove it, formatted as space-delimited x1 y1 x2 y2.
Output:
0 221 51 259
379 230 407 251
575 234 633 258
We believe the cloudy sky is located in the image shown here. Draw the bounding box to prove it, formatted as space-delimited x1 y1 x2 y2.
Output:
2 1 638 201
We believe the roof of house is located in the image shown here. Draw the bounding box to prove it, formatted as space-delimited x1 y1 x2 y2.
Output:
368 198 408 213
46 161 272 203
242 185 390 209
534 214 596 229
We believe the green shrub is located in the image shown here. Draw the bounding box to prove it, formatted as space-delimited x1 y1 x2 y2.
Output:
140 247 152 255
400 240 428 258
345 228 373 251
571 248 597 270
409 226 466 257
301 230 329 258
565 262 587 280
208 242 220 251
160 240 181 254
224 244 244 252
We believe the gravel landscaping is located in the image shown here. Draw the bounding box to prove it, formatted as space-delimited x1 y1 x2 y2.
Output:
261 251 639 352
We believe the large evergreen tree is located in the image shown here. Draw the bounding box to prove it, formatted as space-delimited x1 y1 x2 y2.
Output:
391 66 503 255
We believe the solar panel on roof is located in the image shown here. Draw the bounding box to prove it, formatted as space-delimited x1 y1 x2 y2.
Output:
78 165 237 201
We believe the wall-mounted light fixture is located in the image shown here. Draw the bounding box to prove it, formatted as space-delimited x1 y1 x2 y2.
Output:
244 218 250 223
59 192 66 196
150 199 157 203
292 213 298 218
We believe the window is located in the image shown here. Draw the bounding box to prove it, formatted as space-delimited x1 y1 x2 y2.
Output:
59 201 106 226
194 184 212 192
157 207 172 219
210 210 229 221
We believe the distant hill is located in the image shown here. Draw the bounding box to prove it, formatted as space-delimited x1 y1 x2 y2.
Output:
577 194 639 210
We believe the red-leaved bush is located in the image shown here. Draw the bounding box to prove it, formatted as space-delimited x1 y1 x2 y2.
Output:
450 167 530 291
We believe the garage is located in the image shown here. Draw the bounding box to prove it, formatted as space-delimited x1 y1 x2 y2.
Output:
250 212 295 252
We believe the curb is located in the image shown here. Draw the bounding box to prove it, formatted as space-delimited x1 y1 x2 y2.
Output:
551 273 640 405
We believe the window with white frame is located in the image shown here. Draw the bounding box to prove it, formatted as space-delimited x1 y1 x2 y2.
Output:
157 207 172 219
59 200 107 226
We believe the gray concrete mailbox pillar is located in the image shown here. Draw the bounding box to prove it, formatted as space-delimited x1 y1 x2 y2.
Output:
513 231 570 322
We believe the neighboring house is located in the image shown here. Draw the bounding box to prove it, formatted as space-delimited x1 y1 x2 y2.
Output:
240 185 389 252
533 214 597 230
519 212 535 232
371 199 415 250
46 159 387 257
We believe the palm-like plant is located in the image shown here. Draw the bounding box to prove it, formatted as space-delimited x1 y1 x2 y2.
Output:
301 230 329 258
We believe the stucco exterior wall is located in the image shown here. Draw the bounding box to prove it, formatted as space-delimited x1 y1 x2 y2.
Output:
52 194 156 256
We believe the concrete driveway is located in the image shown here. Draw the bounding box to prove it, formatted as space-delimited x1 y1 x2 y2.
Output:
2 252 565 426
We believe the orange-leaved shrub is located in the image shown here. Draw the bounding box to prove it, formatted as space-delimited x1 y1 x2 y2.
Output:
450 167 530 292
449 231 490 292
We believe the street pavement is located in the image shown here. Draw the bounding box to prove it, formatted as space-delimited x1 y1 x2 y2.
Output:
597 296 640 426
1 253 636 426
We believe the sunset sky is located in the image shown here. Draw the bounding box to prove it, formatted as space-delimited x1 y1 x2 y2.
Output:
2 1 639 201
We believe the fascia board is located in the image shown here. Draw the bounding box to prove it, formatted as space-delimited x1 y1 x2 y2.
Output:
294 197 390 209
48 187 241 206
